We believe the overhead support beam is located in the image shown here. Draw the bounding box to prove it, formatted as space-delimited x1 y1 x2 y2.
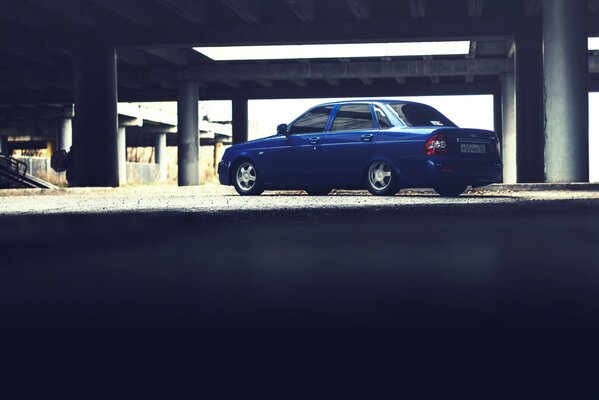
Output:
590 0 599 13
219 0 260 23
468 0 484 17
117 49 150 67
0 1 57 28
394 77 406 85
345 0 369 20
27 0 97 26
178 58 513 82
543 0 589 183
360 78 373 85
284 0 316 22
291 80 307 87
255 80 274 88
524 0 542 15
325 79 340 86
0 18 536 49
408 0 426 19
144 48 188 66
154 0 205 23
87 0 154 25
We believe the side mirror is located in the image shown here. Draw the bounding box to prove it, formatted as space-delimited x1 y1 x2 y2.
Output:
277 123 288 135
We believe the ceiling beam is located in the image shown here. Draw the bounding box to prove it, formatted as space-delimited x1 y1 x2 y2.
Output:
144 48 188 66
590 0 599 13
178 58 514 82
408 0 426 19
345 0 369 20
219 0 260 23
118 49 150 67
468 0 484 17
0 17 534 49
284 0 316 22
0 1 58 28
86 0 155 25
26 0 97 26
524 0 541 15
154 0 205 23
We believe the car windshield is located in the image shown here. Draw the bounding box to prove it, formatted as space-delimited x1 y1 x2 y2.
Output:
385 103 456 128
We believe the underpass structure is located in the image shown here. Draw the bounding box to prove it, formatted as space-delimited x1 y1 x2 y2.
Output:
0 0 596 186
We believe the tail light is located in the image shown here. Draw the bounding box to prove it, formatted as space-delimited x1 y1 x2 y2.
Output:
424 134 447 155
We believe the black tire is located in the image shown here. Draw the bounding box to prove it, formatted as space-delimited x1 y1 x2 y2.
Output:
305 187 333 196
434 183 468 198
365 160 400 196
232 160 264 196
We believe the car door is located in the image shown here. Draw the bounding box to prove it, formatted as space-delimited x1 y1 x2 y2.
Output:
321 103 377 187
260 105 333 188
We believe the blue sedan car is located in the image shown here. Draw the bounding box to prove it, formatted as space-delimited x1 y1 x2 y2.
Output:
218 100 502 197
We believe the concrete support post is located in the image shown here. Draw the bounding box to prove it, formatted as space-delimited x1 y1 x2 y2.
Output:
57 118 73 152
0 136 8 155
72 46 119 187
118 127 127 185
155 133 168 183
501 73 517 184
177 80 200 186
543 0 589 182
232 98 249 145
514 34 545 183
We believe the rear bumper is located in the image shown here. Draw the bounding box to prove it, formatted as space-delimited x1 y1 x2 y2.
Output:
424 157 503 187
218 160 231 185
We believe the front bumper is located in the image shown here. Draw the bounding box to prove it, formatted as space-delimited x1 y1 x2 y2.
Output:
218 160 232 185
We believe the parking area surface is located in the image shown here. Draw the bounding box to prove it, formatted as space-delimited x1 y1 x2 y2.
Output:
1 185 598 391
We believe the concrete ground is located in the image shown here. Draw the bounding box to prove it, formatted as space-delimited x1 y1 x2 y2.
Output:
1 184 598 394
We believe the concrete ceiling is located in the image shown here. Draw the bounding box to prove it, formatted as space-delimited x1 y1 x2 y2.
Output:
0 0 598 103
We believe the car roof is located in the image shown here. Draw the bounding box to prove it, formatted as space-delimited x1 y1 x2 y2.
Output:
315 99 425 107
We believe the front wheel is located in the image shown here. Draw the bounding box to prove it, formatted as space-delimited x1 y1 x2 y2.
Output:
366 160 400 196
434 183 468 198
233 161 264 196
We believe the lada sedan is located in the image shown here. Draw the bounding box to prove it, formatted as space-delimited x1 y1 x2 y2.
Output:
218 100 502 197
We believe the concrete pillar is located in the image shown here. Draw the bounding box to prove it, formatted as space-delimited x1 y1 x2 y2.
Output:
57 118 73 151
501 73 517 184
543 0 589 182
118 127 127 185
72 46 119 187
155 133 167 183
514 34 545 183
177 80 200 186
0 136 8 155
232 98 249 145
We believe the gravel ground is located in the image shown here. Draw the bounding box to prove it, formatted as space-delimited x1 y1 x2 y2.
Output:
1 183 598 215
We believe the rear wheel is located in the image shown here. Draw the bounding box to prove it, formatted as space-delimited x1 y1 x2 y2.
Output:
434 183 468 198
366 161 400 196
233 161 264 196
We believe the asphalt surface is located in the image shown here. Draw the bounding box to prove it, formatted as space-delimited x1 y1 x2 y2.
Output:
1 185 599 395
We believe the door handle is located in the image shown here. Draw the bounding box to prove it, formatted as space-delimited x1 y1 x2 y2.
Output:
361 134 374 142
309 137 320 144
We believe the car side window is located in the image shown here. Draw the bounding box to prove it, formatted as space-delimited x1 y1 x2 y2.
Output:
330 104 375 132
288 106 333 135
374 105 393 129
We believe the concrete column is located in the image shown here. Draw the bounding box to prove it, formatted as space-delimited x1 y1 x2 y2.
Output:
72 46 119 187
57 118 73 151
0 136 8 155
501 73 517 184
155 133 167 183
177 80 200 186
232 98 249 145
514 34 545 183
543 0 589 182
118 127 127 185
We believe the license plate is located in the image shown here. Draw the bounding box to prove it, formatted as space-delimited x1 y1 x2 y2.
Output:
460 144 487 154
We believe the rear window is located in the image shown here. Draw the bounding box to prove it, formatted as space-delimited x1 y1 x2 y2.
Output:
386 103 456 128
